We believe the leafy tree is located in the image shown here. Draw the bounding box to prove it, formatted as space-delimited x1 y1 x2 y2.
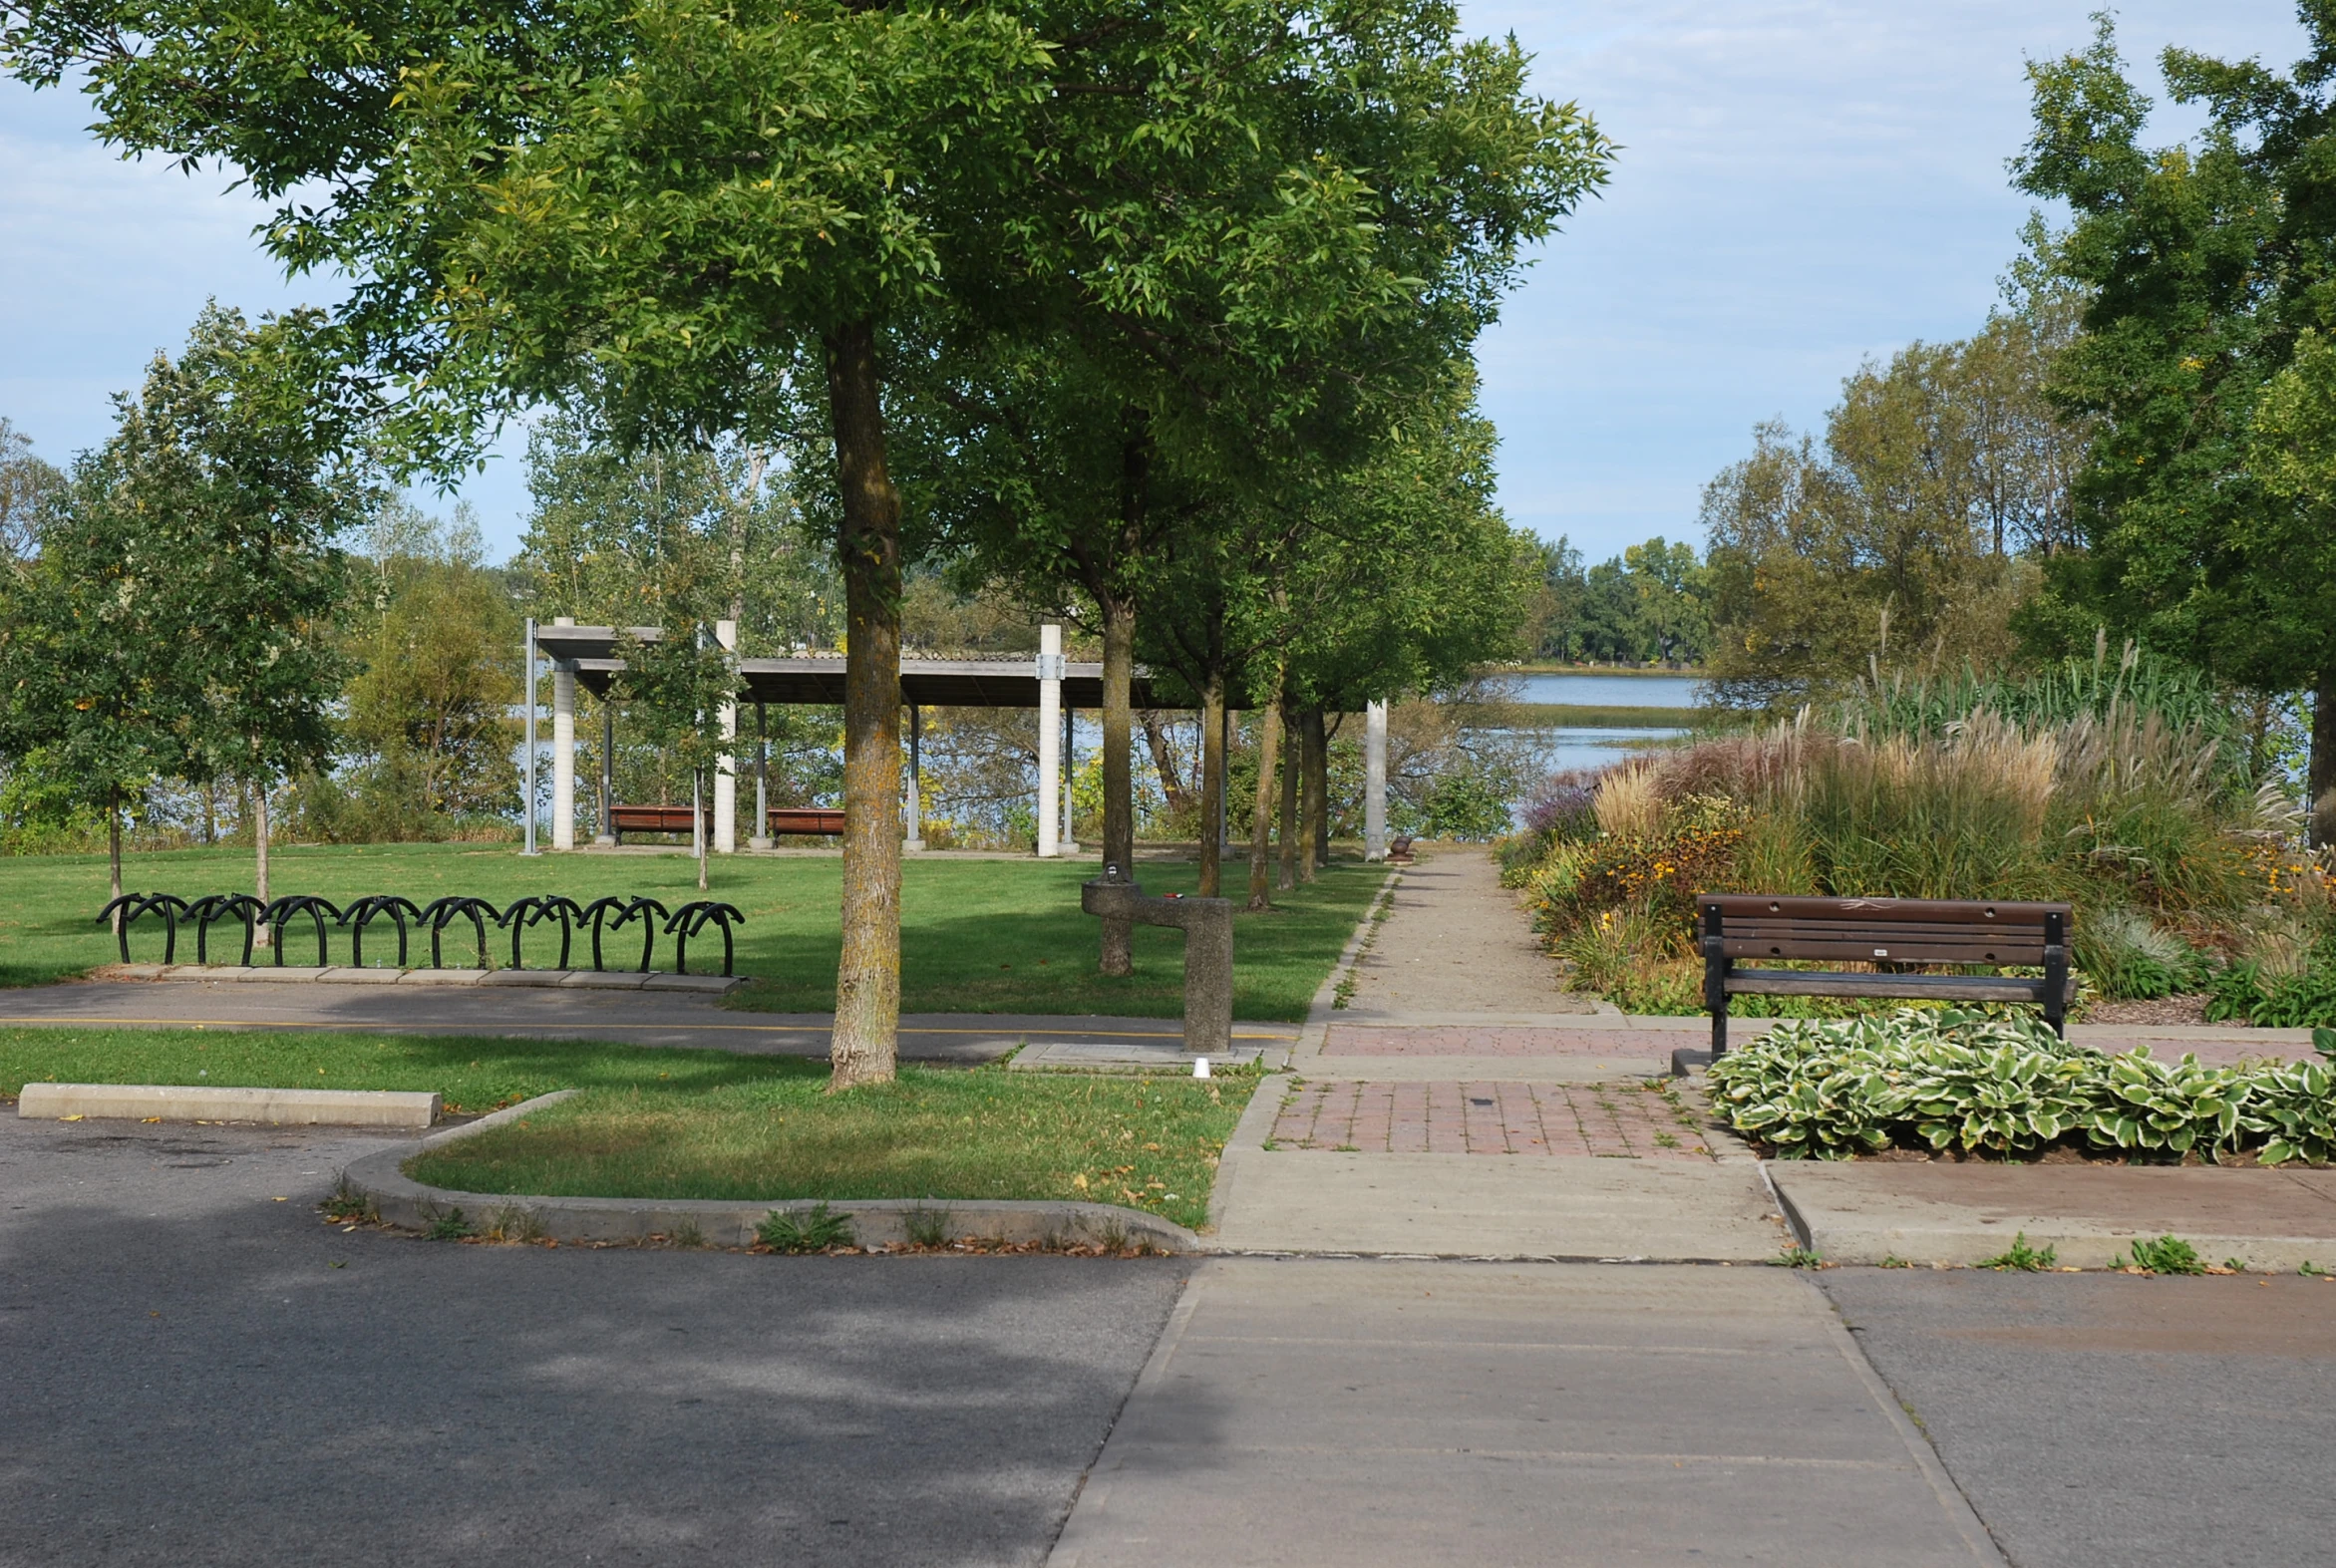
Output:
0 418 61 564
1699 326 2059 710
0 306 378 908
2013 10 2336 836
335 500 520 832
0 448 177 907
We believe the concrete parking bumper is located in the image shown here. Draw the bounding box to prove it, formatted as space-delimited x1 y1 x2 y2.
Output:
17 1082 442 1128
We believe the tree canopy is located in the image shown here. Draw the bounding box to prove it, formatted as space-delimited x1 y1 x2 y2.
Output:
2013 8 2336 831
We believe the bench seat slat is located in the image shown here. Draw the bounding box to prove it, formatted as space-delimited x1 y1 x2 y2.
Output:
1723 970 2074 1002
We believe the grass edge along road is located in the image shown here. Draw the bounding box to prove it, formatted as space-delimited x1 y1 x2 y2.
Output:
0 842 1383 1021
0 1026 1254 1233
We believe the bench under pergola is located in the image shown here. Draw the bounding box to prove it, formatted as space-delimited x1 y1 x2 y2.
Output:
525 619 1389 859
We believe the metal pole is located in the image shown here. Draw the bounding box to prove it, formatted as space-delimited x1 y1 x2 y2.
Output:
597 701 615 845
751 701 771 850
905 703 924 851
522 617 538 855
1061 701 1079 853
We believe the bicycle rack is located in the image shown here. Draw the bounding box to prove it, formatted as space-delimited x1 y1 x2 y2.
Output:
664 901 747 977
96 892 190 965
419 896 500 970
263 894 342 967
183 893 265 968
339 895 424 969
581 895 667 972
500 895 585 970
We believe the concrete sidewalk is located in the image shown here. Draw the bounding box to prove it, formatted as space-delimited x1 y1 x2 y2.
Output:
1049 1258 2002 1567
1771 1159 2336 1270
0 979 1297 1063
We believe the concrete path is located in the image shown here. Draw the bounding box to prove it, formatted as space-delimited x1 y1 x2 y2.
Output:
1210 849 1786 1260
1051 1258 2001 1567
1334 850 1601 1020
0 979 1297 1063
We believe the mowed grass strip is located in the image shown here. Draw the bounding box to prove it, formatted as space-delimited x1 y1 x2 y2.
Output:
0 1026 1255 1231
0 841 1382 1021
409 1070 1254 1232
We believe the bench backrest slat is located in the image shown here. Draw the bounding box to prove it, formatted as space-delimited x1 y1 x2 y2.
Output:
1699 895 2069 966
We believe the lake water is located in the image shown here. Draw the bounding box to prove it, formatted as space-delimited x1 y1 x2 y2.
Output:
1506 672 1702 707
1513 725 1690 777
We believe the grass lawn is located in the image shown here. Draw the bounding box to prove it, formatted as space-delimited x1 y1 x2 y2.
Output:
0 1024 1255 1232
0 842 1384 1020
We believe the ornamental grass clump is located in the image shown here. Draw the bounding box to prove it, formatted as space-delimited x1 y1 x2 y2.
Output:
1502 644 2333 1015
1706 1008 2335 1164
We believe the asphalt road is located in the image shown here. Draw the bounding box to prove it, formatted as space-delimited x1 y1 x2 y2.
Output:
1823 1267 2336 1568
0 1115 1185 1568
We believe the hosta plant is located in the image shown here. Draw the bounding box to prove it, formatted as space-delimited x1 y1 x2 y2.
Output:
1707 1008 2334 1165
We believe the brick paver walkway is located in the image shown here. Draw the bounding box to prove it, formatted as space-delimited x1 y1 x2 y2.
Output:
1322 1023 1704 1057
1272 1080 1713 1157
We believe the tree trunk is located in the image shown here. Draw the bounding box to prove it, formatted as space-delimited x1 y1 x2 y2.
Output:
825 318 903 1090
201 782 216 845
1246 689 1282 912
253 781 271 949
108 784 123 933
1141 711 1189 816
1276 700 1299 892
1099 598 1136 976
2312 665 2336 848
697 766 710 892
1301 708 1326 881
1198 675 1225 897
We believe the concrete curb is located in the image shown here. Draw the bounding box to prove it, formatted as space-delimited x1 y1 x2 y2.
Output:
338 1091 1203 1252
18 1082 441 1128
1290 870 1402 1063
92 964 744 996
1202 1072 1295 1239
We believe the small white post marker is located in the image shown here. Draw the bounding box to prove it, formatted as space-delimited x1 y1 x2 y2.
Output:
1192 1057 1210 1080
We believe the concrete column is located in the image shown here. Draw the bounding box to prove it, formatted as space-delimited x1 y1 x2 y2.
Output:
905 703 925 851
1037 624 1063 857
713 618 738 853
550 616 576 850
1364 699 1388 862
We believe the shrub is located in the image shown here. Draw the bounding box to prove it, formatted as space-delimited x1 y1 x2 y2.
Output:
2078 909 2208 1001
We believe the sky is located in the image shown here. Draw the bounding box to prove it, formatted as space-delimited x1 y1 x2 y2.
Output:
0 1 2314 565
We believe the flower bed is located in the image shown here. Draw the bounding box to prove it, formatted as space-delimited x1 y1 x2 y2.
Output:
1706 1009 2336 1164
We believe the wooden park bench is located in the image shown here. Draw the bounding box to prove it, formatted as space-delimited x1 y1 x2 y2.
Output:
1698 894 2074 1056
608 803 709 844
766 806 844 837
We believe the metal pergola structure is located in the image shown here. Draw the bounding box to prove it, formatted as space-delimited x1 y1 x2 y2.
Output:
521 619 1386 860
